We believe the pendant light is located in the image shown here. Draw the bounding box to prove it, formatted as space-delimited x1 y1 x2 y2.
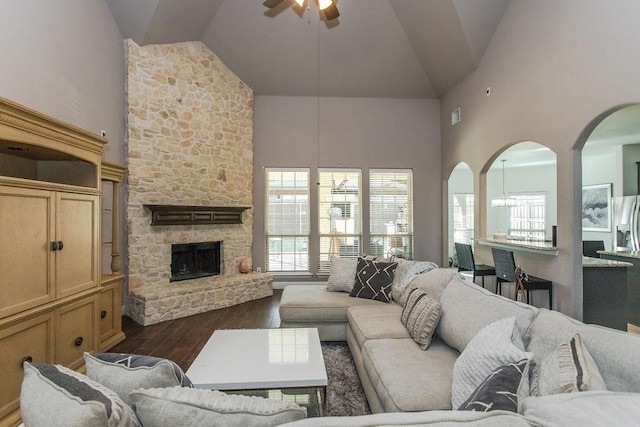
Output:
491 159 517 208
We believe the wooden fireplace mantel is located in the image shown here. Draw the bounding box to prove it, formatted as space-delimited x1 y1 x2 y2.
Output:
144 204 250 225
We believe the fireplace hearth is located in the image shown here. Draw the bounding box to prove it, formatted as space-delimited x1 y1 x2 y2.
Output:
171 241 222 282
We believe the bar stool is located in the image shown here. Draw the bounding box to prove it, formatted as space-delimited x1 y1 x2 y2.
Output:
582 240 605 258
491 247 553 308
455 242 496 288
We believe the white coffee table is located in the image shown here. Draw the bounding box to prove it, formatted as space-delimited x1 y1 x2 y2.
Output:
186 328 327 413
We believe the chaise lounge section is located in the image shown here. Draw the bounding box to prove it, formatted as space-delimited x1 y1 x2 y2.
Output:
279 260 640 426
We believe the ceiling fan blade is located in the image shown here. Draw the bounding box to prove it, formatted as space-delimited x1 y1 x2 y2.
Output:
263 0 286 8
322 2 340 21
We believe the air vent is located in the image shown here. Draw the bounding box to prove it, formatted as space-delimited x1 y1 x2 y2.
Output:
451 108 461 125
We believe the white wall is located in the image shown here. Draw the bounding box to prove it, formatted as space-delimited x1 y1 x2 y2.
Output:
253 96 441 276
440 0 640 318
0 0 125 164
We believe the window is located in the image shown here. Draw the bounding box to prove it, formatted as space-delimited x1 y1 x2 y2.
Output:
508 193 546 240
452 193 474 245
318 169 361 273
370 170 413 259
265 168 310 272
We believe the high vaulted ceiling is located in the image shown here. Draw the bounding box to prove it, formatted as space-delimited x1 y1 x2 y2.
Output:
106 0 511 98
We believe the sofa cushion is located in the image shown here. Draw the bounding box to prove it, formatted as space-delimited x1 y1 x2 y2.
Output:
350 258 398 303
347 304 409 349
21 362 140 427
84 352 193 407
280 285 383 324
390 259 438 303
277 409 531 426
521 391 640 427
527 308 640 392
326 256 357 292
130 387 306 427
398 268 462 306
530 333 607 396
400 288 442 350
361 337 459 412
451 317 532 409
459 359 530 413
436 277 538 353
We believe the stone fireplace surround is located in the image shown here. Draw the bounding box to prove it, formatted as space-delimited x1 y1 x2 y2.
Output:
124 40 272 325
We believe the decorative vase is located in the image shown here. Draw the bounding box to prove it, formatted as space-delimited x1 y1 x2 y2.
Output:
239 258 251 274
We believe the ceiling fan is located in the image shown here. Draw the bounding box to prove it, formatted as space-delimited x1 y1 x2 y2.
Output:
263 0 340 21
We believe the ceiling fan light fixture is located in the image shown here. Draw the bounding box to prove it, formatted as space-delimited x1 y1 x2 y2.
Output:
318 0 333 10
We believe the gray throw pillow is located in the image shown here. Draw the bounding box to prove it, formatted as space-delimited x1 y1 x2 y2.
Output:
84 352 193 407
451 317 532 409
21 362 140 427
530 333 607 396
326 256 357 292
349 257 398 303
130 386 307 427
400 287 442 350
459 359 530 413
391 259 438 303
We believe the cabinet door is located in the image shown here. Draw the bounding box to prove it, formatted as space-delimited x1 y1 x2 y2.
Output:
55 296 97 369
0 186 54 318
56 193 99 298
0 313 53 420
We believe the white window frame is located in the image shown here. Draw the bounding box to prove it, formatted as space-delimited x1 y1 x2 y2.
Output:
265 168 310 273
369 169 414 260
508 193 546 240
317 169 362 274
452 193 474 245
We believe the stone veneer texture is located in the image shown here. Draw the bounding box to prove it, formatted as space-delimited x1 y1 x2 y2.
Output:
125 40 266 324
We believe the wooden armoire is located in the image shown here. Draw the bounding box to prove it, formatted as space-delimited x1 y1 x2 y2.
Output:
0 97 125 426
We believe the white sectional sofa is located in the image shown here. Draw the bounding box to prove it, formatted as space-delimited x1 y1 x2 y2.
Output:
279 264 640 426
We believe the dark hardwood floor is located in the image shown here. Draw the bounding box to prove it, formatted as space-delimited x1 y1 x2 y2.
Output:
108 290 282 372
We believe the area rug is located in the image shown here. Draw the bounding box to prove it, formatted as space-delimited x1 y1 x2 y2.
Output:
322 341 371 417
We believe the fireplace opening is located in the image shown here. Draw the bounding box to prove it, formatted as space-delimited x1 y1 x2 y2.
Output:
171 241 222 282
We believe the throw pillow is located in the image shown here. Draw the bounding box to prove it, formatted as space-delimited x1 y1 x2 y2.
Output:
349 257 398 303
391 260 438 303
400 287 442 350
326 256 357 292
459 359 530 413
84 352 193 407
451 316 532 409
530 333 607 396
130 386 307 427
20 362 140 427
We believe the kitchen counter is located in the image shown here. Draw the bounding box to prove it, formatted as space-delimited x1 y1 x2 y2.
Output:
582 256 633 268
478 238 558 256
598 250 640 259
582 256 631 331
597 251 640 329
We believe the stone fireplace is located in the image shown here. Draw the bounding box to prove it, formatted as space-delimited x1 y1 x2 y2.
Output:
124 40 272 325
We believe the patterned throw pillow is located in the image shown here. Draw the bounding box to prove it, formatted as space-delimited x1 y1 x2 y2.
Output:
21 362 140 427
349 257 398 303
530 334 607 396
401 288 442 350
326 256 357 292
84 352 193 407
451 317 532 409
459 359 530 413
130 387 307 427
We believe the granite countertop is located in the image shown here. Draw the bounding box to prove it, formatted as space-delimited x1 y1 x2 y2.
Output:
478 238 558 255
598 250 640 260
582 256 633 268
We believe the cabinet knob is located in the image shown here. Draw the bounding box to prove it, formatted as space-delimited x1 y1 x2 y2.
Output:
74 336 84 346
21 356 33 367
50 241 59 251
100 310 107 319
57 241 64 251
